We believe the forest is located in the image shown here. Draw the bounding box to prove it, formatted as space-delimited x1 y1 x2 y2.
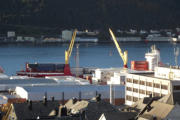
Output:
0 0 180 35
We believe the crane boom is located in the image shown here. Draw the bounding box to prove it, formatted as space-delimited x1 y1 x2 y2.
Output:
109 28 128 68
65 29 77 64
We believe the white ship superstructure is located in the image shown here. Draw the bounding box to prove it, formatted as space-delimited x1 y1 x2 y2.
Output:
145 45 161 71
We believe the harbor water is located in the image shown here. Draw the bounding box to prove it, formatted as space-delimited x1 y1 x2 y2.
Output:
0 42 179 75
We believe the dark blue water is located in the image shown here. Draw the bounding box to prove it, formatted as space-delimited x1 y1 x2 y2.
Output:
0 42 179 75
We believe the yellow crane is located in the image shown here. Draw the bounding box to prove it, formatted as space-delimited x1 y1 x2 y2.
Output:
109 28 128 68
65 29 77 64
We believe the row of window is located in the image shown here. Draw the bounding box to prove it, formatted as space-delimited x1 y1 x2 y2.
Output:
126 95 139 102
126 78 168 90
126 87 163 96
126 93 165 102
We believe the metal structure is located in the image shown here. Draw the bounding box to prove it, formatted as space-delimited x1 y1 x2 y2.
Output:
65 29 77 64
75 44 80 77
174 47 179 66
109 28 128 68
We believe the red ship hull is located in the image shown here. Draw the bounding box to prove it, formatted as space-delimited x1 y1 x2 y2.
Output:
17 63 72 78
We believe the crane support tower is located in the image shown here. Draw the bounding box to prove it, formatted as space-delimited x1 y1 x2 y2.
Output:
109 28 128 68
64 29 77 75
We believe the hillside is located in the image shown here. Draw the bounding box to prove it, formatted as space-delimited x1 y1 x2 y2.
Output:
0 0 180 35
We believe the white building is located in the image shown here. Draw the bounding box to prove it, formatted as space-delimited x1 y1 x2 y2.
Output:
146 35 172 42
139 30 147 35
150 30 160 34
16 36 24 42
7 31 15 38
125 66 180 106
92 68 123 83
75 37 98 42
62 30 73 41
24 37 35 42
116 37 141 42
107 69 153 85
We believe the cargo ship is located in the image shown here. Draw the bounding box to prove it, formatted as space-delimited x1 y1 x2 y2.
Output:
16 63 72 77
17 29 78 78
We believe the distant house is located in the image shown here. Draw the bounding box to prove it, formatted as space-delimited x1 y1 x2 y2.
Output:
139 30 147 35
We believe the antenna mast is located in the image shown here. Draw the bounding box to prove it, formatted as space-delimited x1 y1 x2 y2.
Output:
174 47 179 66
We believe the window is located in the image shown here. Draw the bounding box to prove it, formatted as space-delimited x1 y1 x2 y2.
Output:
133 79 138 84
153 92 160 97
133 88 138 93
126 95 132 101
161 85 168 90
146 91 152 95
174 85 180 90
133 97 138 102
126 87 132 91
146 82 152 87
139 81 145 85
139 89 145 94
126 78 132 83
153 83 160 88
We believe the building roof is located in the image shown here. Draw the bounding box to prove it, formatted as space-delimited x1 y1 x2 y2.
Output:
65 99 123 120
130 97 160 111
0 76 90 91
165 104 180 120
13 100 59 120
21 85 124 95
126 93 180 120
143 101 174 119
101 111 136 120
65 98 78 109
138 114 161 120
46 76 90 85
158 93 174 105
158 92 180 105
69 100 89 114
0 78 57 84
16 85 125 100
0 78 58 91
84 100 121 120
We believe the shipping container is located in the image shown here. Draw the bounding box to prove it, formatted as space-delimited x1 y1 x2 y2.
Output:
131 61 148 71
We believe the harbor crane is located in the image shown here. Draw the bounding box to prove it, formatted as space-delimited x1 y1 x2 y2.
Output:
109 28 128 68
65 29 77 64
64 29 77 75
16 29 78 77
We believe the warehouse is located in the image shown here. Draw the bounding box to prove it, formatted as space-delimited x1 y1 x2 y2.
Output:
15 85 125 104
